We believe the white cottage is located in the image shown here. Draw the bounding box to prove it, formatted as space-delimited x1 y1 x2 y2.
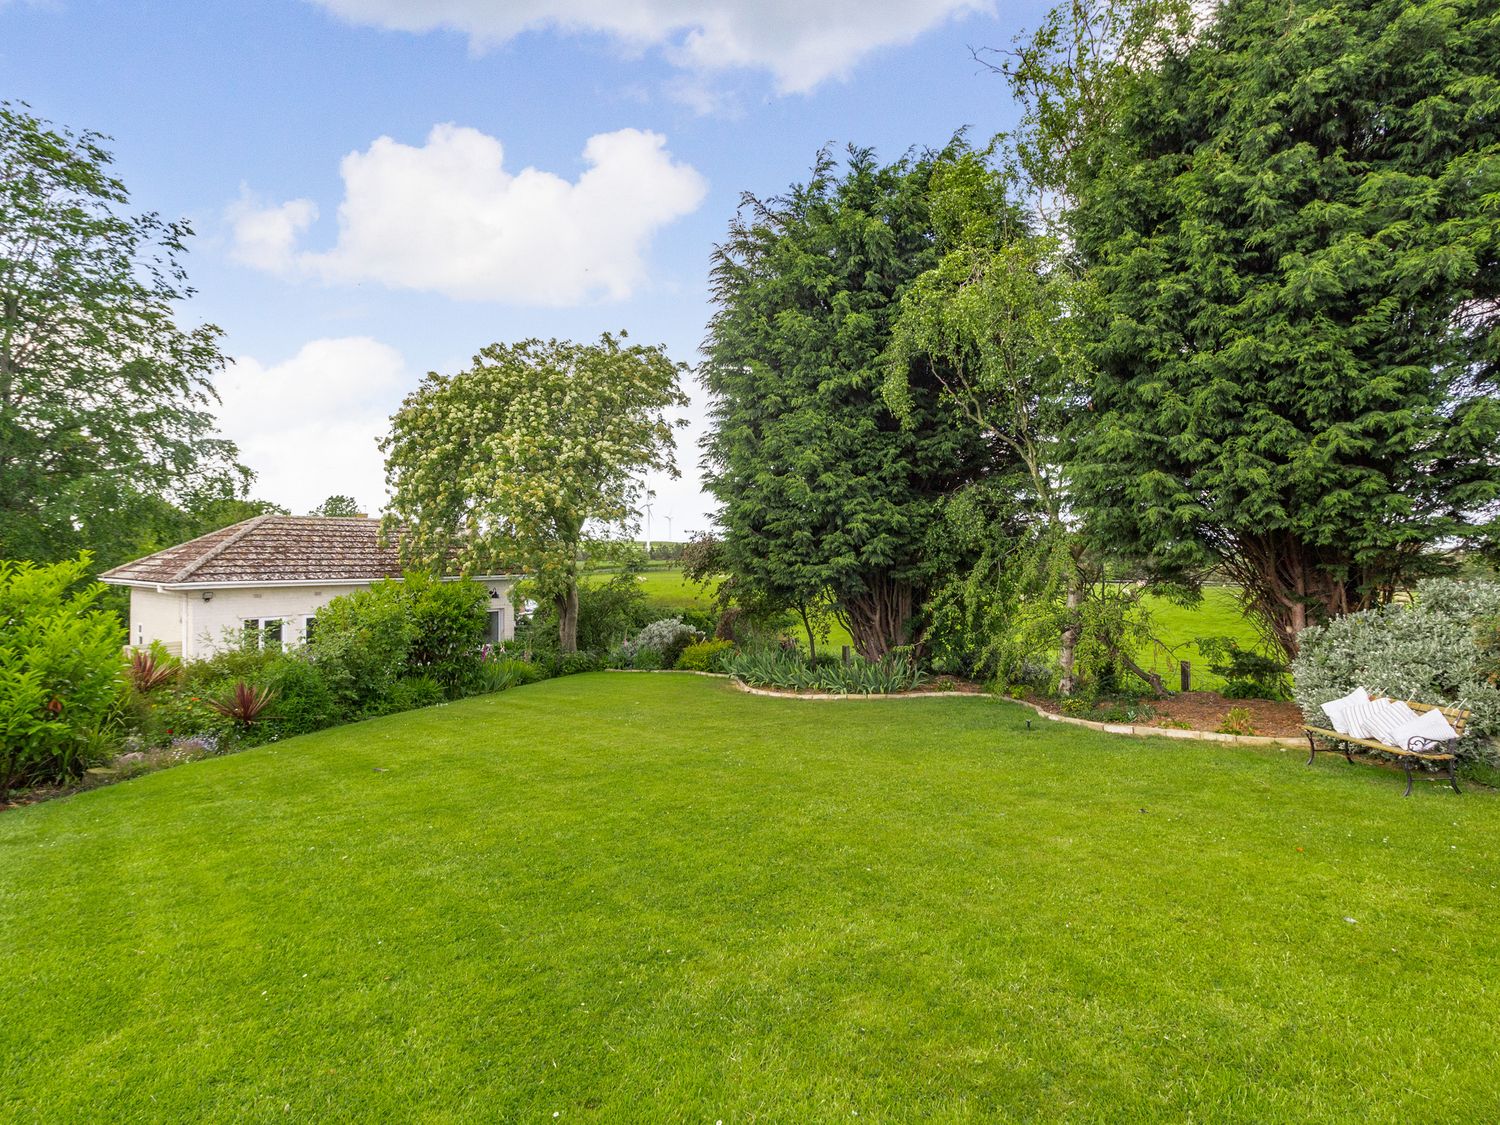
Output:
100 515 520 660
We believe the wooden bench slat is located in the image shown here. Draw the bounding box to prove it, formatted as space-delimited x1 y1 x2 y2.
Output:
1302 726 1456 759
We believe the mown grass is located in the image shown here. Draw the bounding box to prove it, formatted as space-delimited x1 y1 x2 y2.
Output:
3 674 1497 1122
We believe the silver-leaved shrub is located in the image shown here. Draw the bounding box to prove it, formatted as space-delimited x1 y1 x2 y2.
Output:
1292 579 1500 761
618 617 701 669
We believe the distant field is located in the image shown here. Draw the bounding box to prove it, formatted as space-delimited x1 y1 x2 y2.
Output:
603 568 1271 689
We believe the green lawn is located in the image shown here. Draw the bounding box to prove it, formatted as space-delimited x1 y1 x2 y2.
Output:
4 674 1497 1122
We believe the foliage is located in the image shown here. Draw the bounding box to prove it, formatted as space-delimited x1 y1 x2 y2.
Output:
1195 636 1291 701
1292 578 1500 763
128 645 179 693
383 675 445 714
399 574 488 697
627 617 702 669
309 495 360 517
0 555 126 787
1217 707 1258 737
676 639 733 673
723 648 927 695
258 657 340 738
557 652 603 676
383 332 687 652
628 647 664 672
206 681 275 726
701 144 993 658
306 574 487 712
1056 0 1500 656
0 101 247 564
527 570 652 657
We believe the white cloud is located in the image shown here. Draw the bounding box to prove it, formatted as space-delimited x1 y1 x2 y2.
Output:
228 124 706 305
216 338 407 514
309 0 991 94
226 192 318 272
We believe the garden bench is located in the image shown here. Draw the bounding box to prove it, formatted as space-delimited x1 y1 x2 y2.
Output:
1304 701 1468 797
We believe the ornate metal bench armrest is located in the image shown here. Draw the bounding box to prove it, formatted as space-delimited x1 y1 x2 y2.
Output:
1404 735 1456 757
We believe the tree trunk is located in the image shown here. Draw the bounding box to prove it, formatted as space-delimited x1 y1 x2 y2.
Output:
1058 578 1082 697
1226 532 1372 661
555 584 579 654
842 577 914 659
797 603 817 661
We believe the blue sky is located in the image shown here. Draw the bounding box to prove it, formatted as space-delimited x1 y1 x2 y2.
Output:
2 0 1049 535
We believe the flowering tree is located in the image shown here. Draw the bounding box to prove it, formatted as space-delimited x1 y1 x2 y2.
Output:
381 333 687 652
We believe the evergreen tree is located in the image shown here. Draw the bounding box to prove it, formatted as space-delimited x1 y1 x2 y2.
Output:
1064 0 1500 656
702 147 993 657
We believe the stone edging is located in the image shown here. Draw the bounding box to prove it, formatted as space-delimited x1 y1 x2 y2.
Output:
605 669 1305 747
1015 699 1306 749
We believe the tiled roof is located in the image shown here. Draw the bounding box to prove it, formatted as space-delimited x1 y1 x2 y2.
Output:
99 516 495 586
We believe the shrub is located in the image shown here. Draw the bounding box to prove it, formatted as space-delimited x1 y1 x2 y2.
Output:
522 572 652 656
383 675 445 713
0 556 127 789
626 617 702 668
631 647 665 671
401 574 488 697
129 645 179 693
309 572 486 712
558 652 603 676
677 639 733 672
1217 706 1257 736
722 648 927 695
207 681 276 726
261 655 342 736
1196 635 1290 700
1293 578 1500 763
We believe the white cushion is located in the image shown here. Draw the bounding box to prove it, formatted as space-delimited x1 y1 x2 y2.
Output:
1321 687 1370 735
1342 699 1391 740
1388 707 1459 751
1363 700 1418 746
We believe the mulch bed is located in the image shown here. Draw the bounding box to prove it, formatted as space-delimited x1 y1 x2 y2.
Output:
1028 691 1306 738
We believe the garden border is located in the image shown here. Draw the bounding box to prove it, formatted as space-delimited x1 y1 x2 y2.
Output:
1016 699 1305 748
606 669 1306 747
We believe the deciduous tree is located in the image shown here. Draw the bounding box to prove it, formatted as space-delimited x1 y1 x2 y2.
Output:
0 102 245 563
381 333 686 653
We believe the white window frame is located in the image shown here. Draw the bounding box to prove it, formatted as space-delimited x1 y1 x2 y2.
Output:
242 616 285 650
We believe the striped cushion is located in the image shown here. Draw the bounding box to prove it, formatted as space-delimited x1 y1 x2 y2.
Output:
1362 700 1417 746
1321 687 1370 735
1342 700 1387 740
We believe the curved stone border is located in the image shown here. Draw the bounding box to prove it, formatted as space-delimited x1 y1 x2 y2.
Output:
606 669 1305 747
1015 698 1305 749
729 678 989 702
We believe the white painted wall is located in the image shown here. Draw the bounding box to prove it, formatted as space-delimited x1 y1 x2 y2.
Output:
128 588 187 656
127 578 519 660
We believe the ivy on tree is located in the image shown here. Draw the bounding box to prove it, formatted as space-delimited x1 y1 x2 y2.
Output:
381 333 686 653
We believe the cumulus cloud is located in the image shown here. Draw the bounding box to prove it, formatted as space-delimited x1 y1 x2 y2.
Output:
227 124 706 305
226 193 318 272
308 0 991 94
216 338 407 514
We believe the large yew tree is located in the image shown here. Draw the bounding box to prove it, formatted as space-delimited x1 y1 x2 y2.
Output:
381 333 686 653
702 147 992 658
1066 0 1500 657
